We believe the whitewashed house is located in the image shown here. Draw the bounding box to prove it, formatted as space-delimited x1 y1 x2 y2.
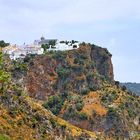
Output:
47 42 79 51
10 49 26 60
2 45 25 60
2 44 44 60
22 45 44 55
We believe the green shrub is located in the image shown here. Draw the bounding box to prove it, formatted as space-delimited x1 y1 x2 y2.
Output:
74 58 84 65
41 44 50 51
81 88 90 95
61 124 66 131
0 134 10 140
56 67 71 78
60 41 65 43
0 40 9 48
80 42 86 46
13 62 27 72
8 107 19 118
121 85 127 91
79 54 88 60
75 102 84 111
50 118 57 128
107 107 118 119
71 66 84 74
76 103 84 111
89 85 98 91
63 105 77 119
52 51 67 60
74 58 79 64
49 40 57 46
101 91 118 104
86 72 94 82
78 112 88 120
0 53 11 92
43 95 64 115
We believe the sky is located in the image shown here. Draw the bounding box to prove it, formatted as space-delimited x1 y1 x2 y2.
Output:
0 0 140 82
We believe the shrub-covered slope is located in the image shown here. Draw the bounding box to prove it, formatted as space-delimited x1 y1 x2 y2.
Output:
3 44 140 140
0 52 99 140
16 44 140 140
25 44 114 100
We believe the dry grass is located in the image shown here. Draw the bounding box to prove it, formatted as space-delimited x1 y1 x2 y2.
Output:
82 92 107 116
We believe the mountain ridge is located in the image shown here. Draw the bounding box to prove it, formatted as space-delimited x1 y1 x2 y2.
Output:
121 82 140 95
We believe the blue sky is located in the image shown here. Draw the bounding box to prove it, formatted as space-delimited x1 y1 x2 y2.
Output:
0 0 140 82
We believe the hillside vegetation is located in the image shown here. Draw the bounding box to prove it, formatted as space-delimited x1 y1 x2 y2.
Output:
0 43 140 140
0 52 99 139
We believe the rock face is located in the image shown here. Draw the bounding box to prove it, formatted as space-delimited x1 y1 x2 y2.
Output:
25 44 114 100
90 45 114 82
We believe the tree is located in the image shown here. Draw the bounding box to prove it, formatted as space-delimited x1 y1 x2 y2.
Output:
41 44 50 51
0 52 11 92
0 40 9 48
43 95 64 115
71 40 75 44
49 40 56 47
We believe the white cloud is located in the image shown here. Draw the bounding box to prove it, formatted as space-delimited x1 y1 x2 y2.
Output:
1 0 140 25
0 0 140 42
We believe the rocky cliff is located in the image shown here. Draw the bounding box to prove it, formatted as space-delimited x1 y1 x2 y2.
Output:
18 44 140 140
25 44 114 100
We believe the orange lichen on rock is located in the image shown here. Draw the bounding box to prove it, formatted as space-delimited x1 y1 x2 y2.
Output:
82 92 107 116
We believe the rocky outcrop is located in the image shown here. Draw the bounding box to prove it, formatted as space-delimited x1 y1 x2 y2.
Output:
24 44 114 100
90 45 114 82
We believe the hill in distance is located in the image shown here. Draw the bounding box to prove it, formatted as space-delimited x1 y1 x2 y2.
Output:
121 83 140 95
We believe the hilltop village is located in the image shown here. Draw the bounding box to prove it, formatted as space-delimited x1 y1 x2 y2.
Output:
2 37 79 60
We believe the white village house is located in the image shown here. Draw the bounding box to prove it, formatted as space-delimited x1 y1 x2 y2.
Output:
21 44 44 55
2 45 25 60
2 44 44 60
2 37 79 60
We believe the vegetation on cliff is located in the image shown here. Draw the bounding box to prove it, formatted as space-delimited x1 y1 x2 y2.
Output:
0 43 140 140
0 52 98 139
21 43 140 139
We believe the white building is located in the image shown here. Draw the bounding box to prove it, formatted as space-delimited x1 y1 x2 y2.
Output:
2 44 44 60
47 42 79 51
22 45 44 55
2 45 24 60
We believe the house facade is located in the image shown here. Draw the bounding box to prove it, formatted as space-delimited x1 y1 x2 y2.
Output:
47 42 79 51
22 45 44 55
2 44 44 60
